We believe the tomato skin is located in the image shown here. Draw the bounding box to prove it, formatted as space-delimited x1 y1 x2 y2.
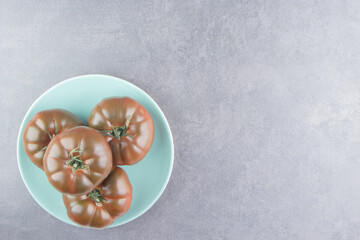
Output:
43 126 113 196
63 167 132 229
22 109 84 169
88 97 154 165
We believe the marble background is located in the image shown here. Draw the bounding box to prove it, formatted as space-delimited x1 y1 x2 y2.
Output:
1 1 360 239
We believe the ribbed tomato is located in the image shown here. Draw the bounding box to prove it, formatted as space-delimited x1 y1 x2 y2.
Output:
43 126 113 195
22 109 84 169
63 167 132 229
88 97 154 165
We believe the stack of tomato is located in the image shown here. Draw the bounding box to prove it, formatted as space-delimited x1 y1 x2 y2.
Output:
22 97 154 228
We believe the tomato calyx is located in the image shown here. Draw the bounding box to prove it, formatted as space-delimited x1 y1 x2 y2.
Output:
39 121 59 152
100 116 136 140
88 189 107 206
65 146 90 175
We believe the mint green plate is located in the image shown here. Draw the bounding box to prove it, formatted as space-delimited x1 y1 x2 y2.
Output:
17 74 174 228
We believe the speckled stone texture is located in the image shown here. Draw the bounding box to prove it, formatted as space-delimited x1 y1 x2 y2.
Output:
1 0 360 239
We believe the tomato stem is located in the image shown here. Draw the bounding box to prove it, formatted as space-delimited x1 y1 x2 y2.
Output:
100 116 136 140
40 121 59 152
65 146 90 175
88 189 107 206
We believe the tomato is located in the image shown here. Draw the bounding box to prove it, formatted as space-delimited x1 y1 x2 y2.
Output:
22 109 84 170
43 126 113 195
88 97 154 165
63 167 132 228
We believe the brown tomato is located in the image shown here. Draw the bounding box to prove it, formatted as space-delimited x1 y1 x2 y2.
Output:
43 126 113 195
22 109 84 169
63 167 132 229
88 97 154 165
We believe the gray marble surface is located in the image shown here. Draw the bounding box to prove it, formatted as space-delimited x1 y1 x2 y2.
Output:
1 0 360 239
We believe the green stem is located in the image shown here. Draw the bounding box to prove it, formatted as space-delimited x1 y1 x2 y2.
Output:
40 121 59 152
100 116 136 140
88 189 107 206
65 146 90 175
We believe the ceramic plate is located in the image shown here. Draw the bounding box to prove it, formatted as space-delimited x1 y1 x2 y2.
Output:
17 74 174 228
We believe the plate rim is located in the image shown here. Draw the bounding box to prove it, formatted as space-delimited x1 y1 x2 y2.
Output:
16 74 174 228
